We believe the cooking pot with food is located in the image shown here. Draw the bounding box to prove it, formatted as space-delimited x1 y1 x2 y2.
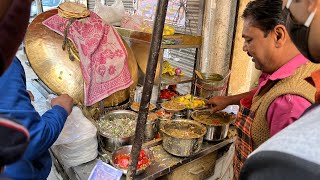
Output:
160 119 206 157
191 110 235 141
97 110 137 151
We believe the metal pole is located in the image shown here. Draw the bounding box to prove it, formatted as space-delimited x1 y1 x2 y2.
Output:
126 0 169 179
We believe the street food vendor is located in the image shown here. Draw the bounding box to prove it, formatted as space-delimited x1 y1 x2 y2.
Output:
207 0 320 179
0 57 73 179
238 0 320 179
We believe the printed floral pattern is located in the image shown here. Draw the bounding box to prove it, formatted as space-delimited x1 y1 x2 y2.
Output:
43 12 133 105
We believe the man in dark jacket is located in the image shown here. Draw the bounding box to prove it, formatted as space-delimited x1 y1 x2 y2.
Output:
1 57 73 179
0 1 74 179
0 118 29 173
0 0 31 177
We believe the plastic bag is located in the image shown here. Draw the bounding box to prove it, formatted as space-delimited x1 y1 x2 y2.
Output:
222 105 239 115
54 106 97 145
121 14 144 31
46 94 58 110
55 136 98 168
53 107 98 168
94 0 125 26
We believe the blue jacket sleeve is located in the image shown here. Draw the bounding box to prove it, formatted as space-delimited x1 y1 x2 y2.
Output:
35 105 68 154
0 57 69 160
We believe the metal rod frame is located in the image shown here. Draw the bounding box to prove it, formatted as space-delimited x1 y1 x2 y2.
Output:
127 0 169 179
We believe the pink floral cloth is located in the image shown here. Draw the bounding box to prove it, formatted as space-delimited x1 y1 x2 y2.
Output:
43 12 133 106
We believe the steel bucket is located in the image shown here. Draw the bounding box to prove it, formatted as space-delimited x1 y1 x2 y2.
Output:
191 110 235 141
195 71 230 99
160 119 206 157
97 110 137 151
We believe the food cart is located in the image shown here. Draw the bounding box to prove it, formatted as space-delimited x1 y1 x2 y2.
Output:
25 1 235 179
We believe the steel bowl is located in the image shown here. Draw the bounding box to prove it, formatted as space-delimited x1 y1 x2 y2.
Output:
130 102 156 112
172 109 187 119
172 96 208 110
111 145 153 175
191 110 235 141
160 100 185 113
97 110 138 151
160 119 207 157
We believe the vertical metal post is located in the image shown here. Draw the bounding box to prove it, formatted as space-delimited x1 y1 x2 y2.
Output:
197 0 205 36
126 0 169 179
191 0 205 95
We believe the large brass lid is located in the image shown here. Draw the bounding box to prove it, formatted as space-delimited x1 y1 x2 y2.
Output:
25 9 138 107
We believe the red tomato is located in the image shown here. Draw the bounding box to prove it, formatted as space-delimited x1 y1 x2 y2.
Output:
156 110 165 116
155 132 161 139
137 157 149 169
139 150 146 160
115 150 149 170
160 89 177 99
118 156 129 169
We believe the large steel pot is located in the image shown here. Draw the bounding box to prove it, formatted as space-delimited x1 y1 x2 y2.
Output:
191 110 235 141
160 119 207 157
97 110 137 151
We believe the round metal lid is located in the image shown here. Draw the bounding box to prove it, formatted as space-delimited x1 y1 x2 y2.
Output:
25 9 138 106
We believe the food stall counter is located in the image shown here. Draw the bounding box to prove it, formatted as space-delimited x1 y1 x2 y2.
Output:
51 138 235 179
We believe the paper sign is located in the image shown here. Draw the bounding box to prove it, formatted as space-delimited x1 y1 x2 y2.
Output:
136 0 186 27
88 160 123 180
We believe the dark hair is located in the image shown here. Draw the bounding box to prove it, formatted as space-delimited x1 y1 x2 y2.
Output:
242 0 285 37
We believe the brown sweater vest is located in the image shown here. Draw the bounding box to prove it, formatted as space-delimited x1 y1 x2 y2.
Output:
250 62 320 150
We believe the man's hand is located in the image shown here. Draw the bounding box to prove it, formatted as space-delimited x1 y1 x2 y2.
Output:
207 96 232 113
207 92 253 113
51 94 73 115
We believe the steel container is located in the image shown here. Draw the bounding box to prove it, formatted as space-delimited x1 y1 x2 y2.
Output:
191 110 234 141
195 72 230 99
204 124 229 141
97 110 137 152
160 119 207 157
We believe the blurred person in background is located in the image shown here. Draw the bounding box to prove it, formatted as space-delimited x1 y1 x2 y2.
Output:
0 0 32 177
0 0 31 75
207 0 320 179
239 0 320 179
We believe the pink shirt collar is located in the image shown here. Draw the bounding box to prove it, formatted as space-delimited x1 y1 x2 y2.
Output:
257 54 309 92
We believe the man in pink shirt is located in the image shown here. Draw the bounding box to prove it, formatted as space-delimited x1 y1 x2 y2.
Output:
208 50 312 136
207 1 320 179
256 54 311 136
207 5 315 137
